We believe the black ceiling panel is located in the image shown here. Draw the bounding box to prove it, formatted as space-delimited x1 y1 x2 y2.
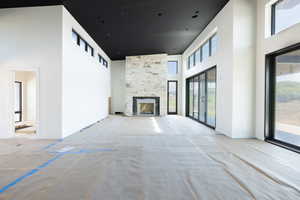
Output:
0 0 229 60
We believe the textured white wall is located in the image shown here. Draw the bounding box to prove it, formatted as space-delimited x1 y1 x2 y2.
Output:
62 7 111 138
111 60 126 114
182 0 256 138
0 6 62 139
182 1 234 137
255 0 300 140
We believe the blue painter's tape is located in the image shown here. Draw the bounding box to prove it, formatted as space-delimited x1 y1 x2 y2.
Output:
0 169 39 193
0 148 114 193
0 153 64 194
66 148 115 154
41 139 63 151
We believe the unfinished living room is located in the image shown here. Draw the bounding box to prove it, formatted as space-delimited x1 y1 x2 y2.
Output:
0 0 300 199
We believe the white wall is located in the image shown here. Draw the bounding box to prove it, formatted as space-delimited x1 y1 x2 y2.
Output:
62 7 111 137
255 0 300 140
0 6 63 139
15 71 36 122
182 0 256 138
111 60 126 114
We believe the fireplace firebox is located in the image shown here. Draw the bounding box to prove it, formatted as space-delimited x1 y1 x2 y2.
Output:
133 97 160 116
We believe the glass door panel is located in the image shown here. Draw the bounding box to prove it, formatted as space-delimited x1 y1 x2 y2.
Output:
274 49 300 147
193 76 199 119
189 79 194 117
207 68 216 127
199 74 206 122
168 81 178 114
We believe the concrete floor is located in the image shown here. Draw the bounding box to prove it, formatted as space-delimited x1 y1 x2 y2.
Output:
1 115 300 199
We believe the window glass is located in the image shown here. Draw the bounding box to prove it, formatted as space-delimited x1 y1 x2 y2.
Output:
202 41 210 61
207 68 216 127
274 48 300 147
273 0 300 34
168 61 178 75
193 76 199 119
210 34 218 56
72 31 78 44
188 56 193 69
195 49 201 65
168 81 177 114
87 45 94 56
79 38 86 51
189 80 194 117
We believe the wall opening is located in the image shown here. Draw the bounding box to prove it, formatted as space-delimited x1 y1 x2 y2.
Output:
14 71 37 137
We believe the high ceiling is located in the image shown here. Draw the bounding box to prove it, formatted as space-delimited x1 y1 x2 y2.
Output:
0 0 229 60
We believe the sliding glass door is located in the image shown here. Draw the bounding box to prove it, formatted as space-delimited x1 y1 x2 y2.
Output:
186 67 216 128
266 44 300 151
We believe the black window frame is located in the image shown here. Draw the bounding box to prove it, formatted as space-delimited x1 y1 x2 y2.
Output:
271 2 277 35
72 29 95 57
265 42 300 154
167 80 178 115
186 66 217 129
15 81 22 123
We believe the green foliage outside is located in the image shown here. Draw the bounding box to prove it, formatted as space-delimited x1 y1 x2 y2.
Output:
277 81 300 102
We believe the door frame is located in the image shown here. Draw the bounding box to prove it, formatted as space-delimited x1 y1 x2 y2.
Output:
265 42 300 153
167 80 178 115
185 66 217 129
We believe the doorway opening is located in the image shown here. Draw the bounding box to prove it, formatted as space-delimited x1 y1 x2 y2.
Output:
14 71 37 136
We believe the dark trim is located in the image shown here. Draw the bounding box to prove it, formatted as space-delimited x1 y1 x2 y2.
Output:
187 116 216 130
271 2 277 35
72 29 94 57
167 80 178 115
265 42 300 153
15 81 22 122
186 66 217 129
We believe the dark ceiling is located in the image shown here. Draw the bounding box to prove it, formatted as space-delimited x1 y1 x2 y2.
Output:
0 0 229 60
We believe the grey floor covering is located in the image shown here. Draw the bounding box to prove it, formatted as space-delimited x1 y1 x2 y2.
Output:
0 115 300 200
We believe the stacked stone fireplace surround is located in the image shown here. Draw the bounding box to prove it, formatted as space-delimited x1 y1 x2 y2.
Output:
125 54 168 116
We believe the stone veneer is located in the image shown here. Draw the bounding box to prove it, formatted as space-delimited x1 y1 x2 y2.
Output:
125 54 168 116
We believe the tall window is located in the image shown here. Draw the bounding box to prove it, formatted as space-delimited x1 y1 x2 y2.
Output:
186 67 217 128
15 81 22 122
202 41 210 61
168 61 178 75
272 0 300 35
210 34 218 56
167 81 178 114
195 49 201 65
266 44 300 151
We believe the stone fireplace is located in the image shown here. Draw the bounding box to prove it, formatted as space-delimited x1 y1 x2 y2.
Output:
125 54 167 116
